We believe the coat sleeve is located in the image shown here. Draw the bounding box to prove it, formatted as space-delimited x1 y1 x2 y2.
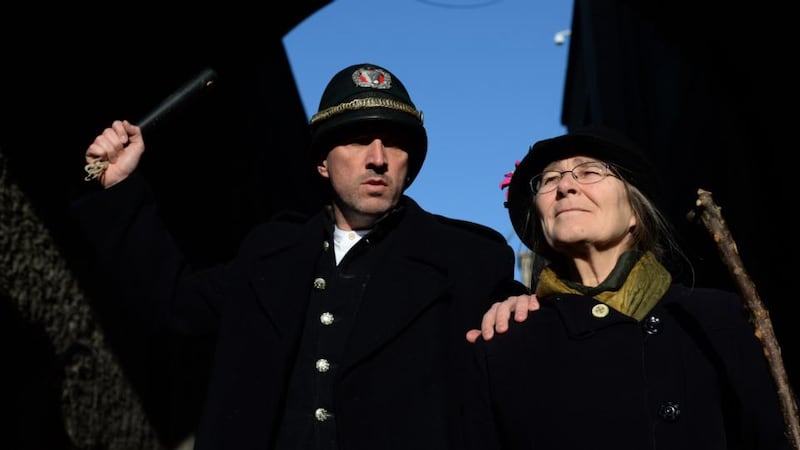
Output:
461 339 503 450
71 173 222 336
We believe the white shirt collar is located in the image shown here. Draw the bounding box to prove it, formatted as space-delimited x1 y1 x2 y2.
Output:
333 225 370 265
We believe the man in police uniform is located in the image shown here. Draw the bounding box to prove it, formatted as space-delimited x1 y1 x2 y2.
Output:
73 62 526 449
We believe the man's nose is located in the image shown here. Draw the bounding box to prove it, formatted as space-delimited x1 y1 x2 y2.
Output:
365 139 388 167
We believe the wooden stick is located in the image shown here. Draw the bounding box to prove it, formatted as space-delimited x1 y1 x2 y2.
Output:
687 188 800 449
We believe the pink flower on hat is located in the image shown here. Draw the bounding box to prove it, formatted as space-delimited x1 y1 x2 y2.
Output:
500 160 521 200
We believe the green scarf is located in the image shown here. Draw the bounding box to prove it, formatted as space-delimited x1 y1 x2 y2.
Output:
535 251 671 321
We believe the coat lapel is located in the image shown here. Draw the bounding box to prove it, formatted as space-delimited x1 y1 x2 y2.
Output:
340 202 452 369
246 215 328 337
241 202 455 364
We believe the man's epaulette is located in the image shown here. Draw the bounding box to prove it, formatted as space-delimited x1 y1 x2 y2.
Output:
433 215 508 245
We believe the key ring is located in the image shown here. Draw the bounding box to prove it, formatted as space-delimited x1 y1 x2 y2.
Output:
84 158 109 181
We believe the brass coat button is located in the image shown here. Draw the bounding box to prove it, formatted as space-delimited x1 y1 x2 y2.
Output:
591 303 609 318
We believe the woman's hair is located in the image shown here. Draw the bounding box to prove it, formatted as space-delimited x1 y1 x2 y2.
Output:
526 166 694 285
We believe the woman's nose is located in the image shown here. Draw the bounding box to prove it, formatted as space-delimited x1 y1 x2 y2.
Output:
555 170 578 192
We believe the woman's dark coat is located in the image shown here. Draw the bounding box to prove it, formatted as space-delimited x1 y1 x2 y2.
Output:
465 285 791 450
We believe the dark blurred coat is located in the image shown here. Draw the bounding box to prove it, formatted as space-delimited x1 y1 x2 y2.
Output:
72 173 525 450
465 284 790 450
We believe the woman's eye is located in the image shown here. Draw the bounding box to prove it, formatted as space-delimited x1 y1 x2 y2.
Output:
541 175 559 185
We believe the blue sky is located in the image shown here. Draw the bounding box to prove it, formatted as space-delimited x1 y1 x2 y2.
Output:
284 0 573 278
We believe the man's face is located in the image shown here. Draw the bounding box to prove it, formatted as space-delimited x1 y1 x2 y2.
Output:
317 127 410 230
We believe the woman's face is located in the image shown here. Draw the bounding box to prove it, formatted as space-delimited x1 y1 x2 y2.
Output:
534 156 636 256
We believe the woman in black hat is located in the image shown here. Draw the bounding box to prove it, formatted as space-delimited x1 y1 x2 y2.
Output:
464 125 791 449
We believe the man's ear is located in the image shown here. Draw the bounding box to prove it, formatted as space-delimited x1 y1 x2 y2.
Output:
317 159 329 178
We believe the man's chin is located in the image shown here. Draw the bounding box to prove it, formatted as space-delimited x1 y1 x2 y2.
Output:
357 197 396 215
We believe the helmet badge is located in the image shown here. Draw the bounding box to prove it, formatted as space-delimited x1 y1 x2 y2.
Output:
352 67 392 89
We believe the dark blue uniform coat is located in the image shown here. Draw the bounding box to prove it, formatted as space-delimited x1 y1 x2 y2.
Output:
72 174 524 449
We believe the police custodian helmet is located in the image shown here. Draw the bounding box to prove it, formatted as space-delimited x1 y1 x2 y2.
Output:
309 63 428 187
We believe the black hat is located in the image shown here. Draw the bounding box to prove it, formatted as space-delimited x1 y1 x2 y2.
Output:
506 124 660 251
309 63 428 187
